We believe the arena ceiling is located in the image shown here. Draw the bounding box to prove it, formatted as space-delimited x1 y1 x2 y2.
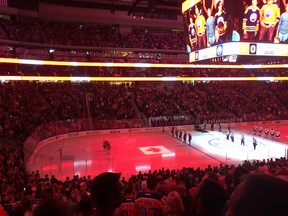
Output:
39 0 183 16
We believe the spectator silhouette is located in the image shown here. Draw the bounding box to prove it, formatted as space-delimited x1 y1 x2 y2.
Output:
194 179 226 216
163 191 185 216
233 166 250 188
134 174 166 216
226 173 288 216
90 172 123 216
33 198 68 216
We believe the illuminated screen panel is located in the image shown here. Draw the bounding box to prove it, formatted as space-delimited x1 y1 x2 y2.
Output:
182 0 288 62
189 42 288 62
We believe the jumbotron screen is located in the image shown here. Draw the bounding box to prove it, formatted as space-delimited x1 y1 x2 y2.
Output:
182 0 288 62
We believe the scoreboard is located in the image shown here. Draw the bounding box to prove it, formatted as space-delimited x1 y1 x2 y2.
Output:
182 0 288 63
189 42 288 62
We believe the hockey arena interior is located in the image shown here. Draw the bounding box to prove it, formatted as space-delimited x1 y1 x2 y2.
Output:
0 0 288 216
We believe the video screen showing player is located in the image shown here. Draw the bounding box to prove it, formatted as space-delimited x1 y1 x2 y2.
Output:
182 0 288 53
183 0 231 51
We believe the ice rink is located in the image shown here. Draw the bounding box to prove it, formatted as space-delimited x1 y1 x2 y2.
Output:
27 122 288 180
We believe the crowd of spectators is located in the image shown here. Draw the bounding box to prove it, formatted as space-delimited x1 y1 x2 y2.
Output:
0 82 142 144
89 83 136 121
1 81 288 145
0 7 288 216
1 139 288 216
0 18 185 51
134 88 180 118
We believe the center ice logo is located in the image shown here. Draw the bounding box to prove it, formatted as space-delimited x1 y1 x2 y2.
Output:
139 146 172 155
146 147 161 153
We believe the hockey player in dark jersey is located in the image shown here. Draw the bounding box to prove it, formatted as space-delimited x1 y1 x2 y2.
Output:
270 128 275 140
243 0 260 40
103 140 111 151
188 133 192 145
264 128 269 138
175 129 178 139
214 1 228 41
188 16 197 50
134 174 166 216
218 123 222 132
183 131 187 143
179 130 183 141
253 125 258 135
275 130 280 141
258 126 263 136
211 122 214 131
171 126 175 137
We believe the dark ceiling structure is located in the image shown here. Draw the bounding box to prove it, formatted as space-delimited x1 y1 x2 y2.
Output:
40 0 183 16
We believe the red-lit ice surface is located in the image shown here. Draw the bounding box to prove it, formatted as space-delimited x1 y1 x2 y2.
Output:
27 122 288 180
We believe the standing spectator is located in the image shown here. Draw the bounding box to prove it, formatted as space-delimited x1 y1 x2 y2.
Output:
214 1 228 42
134 174 166 216
195 4 207 48
259 0 280 42
188 16 197 50
175 181 193 215
33 198 67 216
275 3 288 42
90 172 124 216
242 0 260 40
194 179 226 216
75 193 93 216
206 8 216 46
232 166 250 189
226 174 288 216
21 197 33 216
163 191 185 216
3 194 14 216
232 18 241 41
115 182 135 216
